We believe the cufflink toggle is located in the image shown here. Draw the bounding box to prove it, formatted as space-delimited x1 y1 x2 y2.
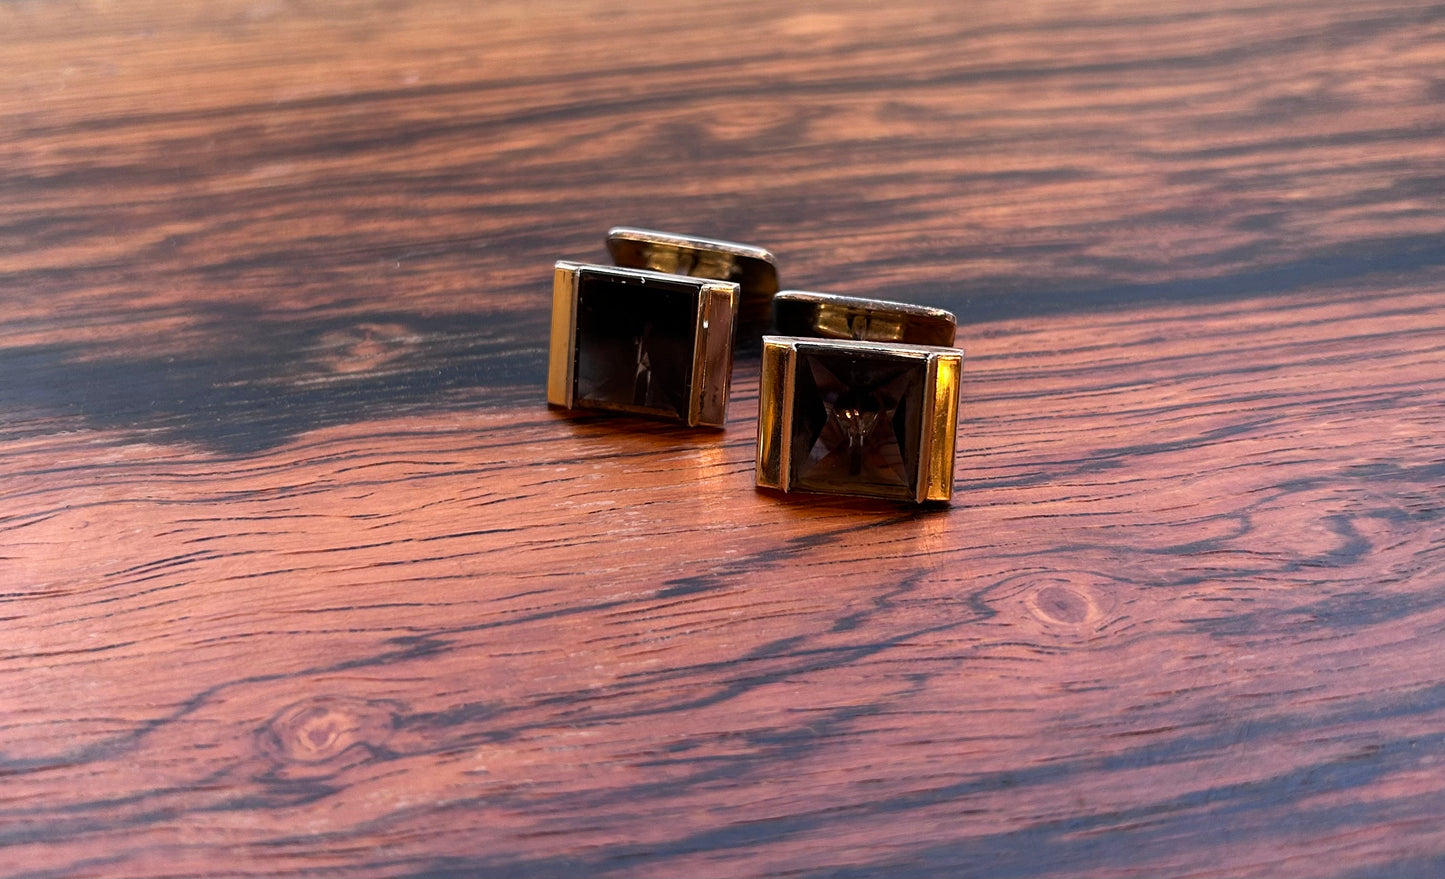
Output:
607 227 779 336
773 289 957 347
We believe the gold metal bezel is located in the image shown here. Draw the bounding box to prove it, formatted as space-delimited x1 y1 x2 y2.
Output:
755 338 793 491
773 290 957 347
756 336 964 502
691 279 740 427
919 351 962 502
547 261 739 428
546 261 582 409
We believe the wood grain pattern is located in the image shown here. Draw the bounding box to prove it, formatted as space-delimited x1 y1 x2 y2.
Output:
3 0 1444 875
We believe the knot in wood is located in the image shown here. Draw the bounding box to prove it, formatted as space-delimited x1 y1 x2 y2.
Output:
260 696 398 765
981 569 1125 644
312 322 415 375
1030 584 1094 625
1021 574 1113 631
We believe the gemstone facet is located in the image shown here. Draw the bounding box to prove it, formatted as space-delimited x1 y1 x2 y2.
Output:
791 348 924 499
574 273 697 419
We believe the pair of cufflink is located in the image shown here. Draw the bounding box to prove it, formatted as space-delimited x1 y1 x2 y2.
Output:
546 228 964 504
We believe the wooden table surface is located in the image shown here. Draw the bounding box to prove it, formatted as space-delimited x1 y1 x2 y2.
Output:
4 0 1444 876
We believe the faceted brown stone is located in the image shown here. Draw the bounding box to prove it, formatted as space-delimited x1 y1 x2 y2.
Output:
790 348 925 499
573 272 698 419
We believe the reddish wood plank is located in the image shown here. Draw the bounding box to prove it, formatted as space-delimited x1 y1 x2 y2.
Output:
2 0 1444 876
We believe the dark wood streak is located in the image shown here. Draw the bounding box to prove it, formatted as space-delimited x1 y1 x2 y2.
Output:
3 0 1445 876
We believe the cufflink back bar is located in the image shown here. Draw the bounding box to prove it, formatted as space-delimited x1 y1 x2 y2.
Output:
606 227 779 336
548 261 740 428
757 336 962 503
773 290 957 347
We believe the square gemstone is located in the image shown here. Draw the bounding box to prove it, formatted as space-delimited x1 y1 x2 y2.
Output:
790 347 925 500
573 272 699 419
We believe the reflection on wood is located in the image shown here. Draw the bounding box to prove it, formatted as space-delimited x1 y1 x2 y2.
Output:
3 0 1444 876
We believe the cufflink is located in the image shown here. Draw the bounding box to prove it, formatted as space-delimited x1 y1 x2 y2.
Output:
772 290 957 347
547 261 740 428
606 227 779 336
756 336 963 503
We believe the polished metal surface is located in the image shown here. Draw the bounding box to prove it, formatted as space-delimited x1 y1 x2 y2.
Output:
772 290 957 347
607 227 779 335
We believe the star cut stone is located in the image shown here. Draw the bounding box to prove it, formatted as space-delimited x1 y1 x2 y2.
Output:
790 347 925 500
573 273 698 419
